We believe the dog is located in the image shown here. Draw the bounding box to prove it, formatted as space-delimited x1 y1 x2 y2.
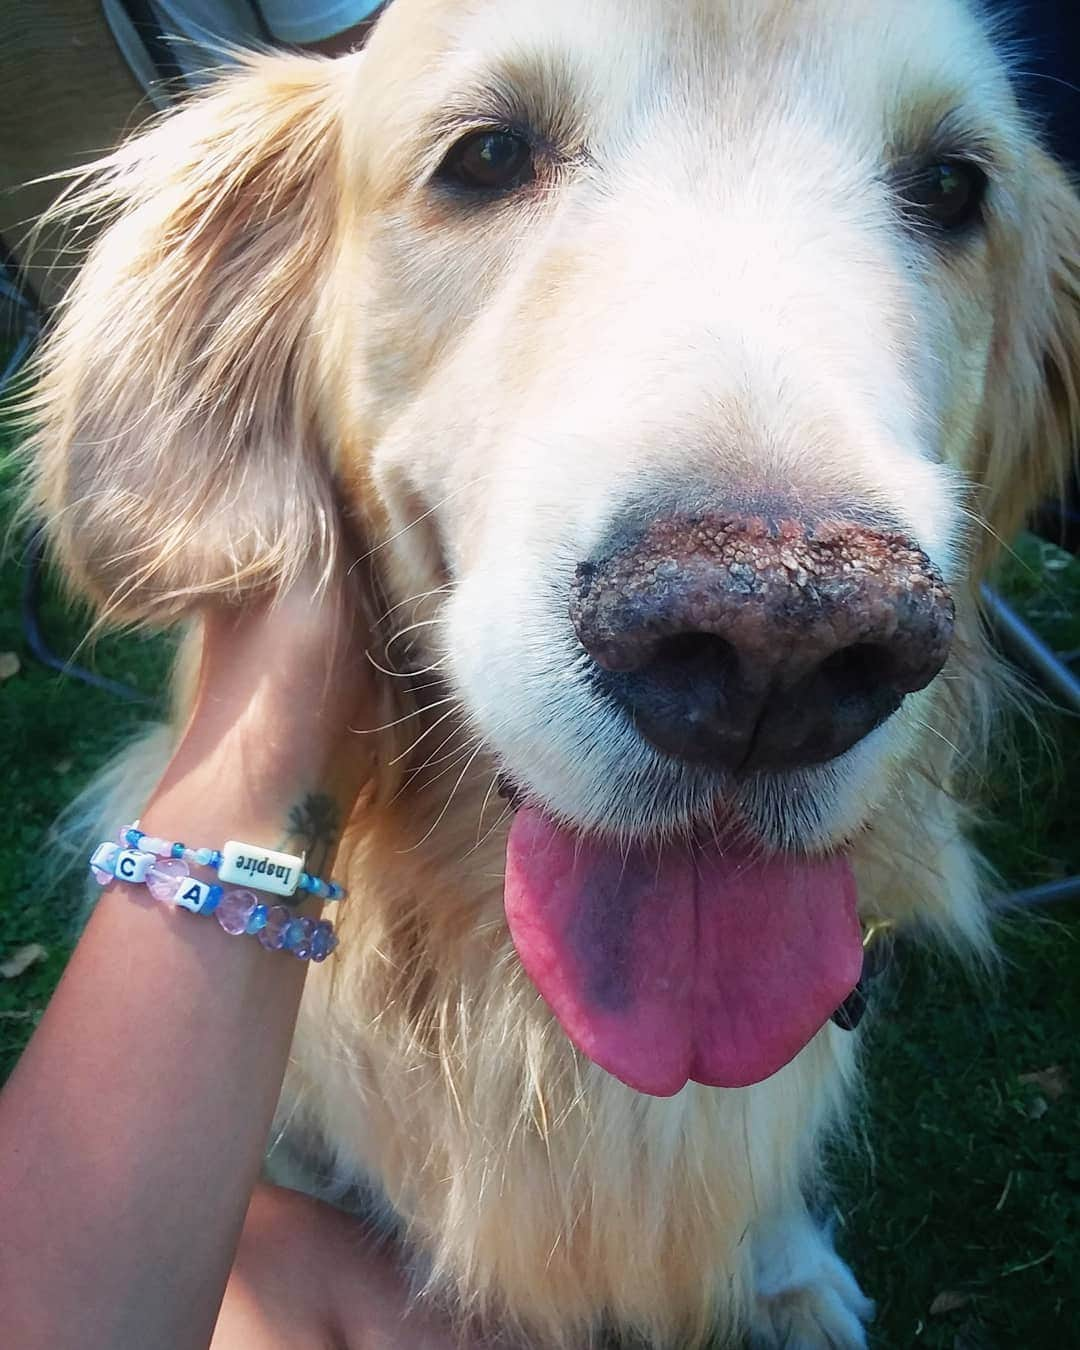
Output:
26 0 1080 1345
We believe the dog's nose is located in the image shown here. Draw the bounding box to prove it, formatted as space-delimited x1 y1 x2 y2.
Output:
569 511 954 773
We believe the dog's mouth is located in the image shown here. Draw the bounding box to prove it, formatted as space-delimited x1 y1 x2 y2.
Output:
497 782 863 1096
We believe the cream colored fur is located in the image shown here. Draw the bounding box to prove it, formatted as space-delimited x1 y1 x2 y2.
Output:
24 1 1080 1345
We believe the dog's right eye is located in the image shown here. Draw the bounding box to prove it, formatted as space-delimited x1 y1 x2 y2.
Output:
437 129 535 193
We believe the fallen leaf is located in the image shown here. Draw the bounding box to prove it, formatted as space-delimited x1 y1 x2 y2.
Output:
1026 1095 1049 1121
0 651 21 681
1019 1066 1069 1101
0 943 47 979
931 1291 971 1317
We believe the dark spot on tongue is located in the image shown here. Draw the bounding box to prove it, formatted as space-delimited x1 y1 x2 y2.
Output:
567 857 652 1013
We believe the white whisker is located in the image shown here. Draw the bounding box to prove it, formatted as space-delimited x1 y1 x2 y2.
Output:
365 648 448 680
403 738 491 853
389 704 464 767
349 694 459 738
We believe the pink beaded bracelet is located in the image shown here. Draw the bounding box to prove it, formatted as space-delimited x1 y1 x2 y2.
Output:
88 841 338 962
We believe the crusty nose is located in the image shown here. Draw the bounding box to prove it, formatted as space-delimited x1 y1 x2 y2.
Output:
569 511 955 773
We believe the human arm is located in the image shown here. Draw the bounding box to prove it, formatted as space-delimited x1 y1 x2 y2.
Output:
0 579 375 1350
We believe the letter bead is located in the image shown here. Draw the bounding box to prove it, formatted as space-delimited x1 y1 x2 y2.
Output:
114 849 154 884
174 878 218 914
89 842 120 885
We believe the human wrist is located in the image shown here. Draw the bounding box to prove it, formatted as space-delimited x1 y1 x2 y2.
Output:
110 754 351 946
144 695 354 856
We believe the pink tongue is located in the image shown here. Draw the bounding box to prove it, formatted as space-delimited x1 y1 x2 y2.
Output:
505 808 863 1097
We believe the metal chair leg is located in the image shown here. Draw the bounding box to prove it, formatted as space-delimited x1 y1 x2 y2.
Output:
982 583 1080 913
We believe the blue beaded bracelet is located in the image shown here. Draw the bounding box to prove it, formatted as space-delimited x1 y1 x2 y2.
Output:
119 823 345 903
89 842 338 962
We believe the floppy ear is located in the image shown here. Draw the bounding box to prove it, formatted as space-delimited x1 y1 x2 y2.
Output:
972 151 1080 569
26 53 351 622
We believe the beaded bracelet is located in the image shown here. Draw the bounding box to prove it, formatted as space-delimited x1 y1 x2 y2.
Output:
89 842 338 962
119 824 345 903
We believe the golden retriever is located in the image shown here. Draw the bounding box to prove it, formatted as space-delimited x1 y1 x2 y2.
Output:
26 0 1080 1345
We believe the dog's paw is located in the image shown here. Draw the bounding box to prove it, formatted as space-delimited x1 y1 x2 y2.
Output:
746 1211 874 1349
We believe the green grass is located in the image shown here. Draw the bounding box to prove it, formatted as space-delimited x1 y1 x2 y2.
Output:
1 405 1078 1345
0 418 174 1073
829 531 1080 1349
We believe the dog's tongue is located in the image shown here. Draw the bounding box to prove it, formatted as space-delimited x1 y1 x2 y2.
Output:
505 807 862 1096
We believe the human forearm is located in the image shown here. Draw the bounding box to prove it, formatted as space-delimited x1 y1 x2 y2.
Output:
0 590 371 1349
0 874 306 1348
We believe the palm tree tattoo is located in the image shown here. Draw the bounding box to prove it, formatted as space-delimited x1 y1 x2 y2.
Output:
281 792 341 878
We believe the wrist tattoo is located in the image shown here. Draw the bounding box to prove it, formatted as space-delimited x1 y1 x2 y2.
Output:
280 792 341 877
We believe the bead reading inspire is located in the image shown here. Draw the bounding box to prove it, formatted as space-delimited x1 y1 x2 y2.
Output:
215 841 305 898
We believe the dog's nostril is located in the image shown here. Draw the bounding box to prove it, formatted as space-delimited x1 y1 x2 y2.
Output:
651 631 735 670
817 643 895 698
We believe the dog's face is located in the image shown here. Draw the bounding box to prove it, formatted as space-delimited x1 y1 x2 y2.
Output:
348 0 1067 845
33 0 1080 1094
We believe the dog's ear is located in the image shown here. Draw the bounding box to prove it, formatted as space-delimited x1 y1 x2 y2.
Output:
26 53 351 622
972 151 1080 568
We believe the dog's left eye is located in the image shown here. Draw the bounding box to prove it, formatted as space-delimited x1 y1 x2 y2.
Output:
901 160 988 232
437 129 535 193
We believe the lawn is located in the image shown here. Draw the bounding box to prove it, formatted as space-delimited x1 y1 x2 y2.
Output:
1 394 1078 1346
